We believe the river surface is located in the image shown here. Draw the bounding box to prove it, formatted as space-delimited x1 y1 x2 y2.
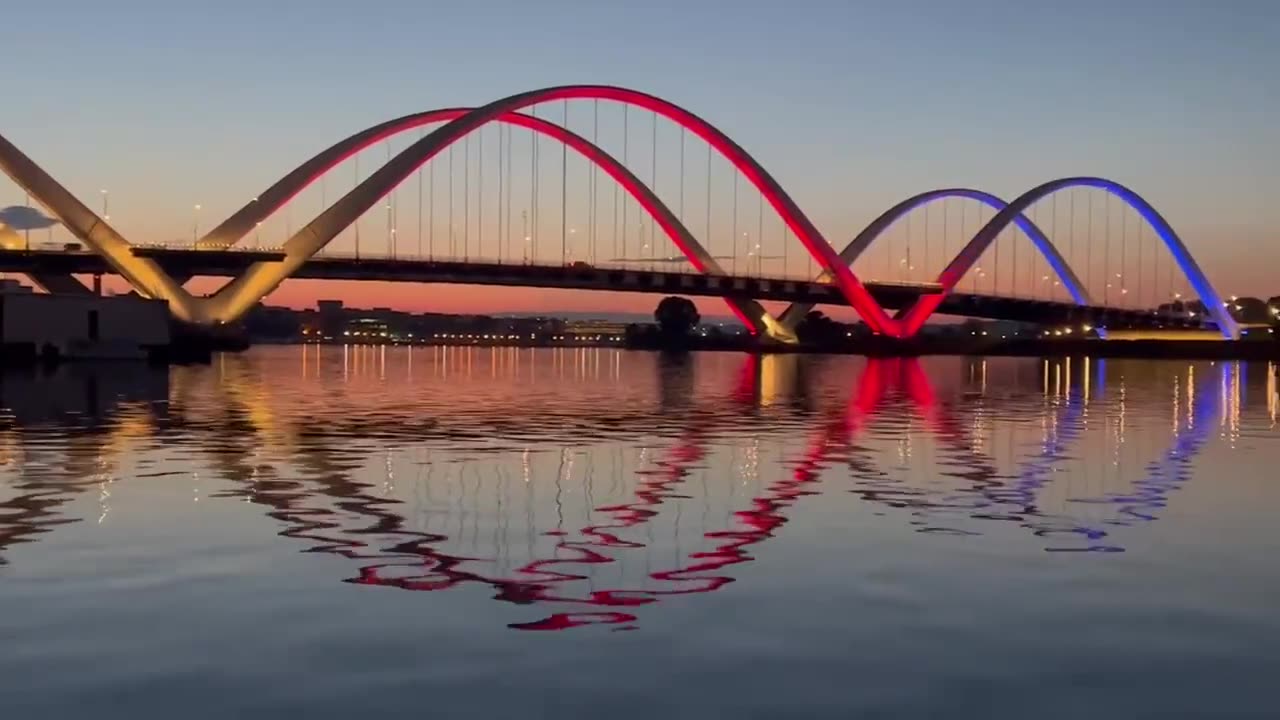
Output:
0 346 1276 718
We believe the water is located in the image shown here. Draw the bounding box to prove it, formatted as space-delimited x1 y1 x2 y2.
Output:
0 347 1277 718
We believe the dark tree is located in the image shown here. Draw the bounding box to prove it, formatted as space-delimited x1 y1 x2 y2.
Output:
795 310 844 344
1229 297 1271 324
654 296 701 337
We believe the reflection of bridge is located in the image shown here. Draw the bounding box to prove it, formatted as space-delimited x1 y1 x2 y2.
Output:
0 350 1258 631
0 85 1239 340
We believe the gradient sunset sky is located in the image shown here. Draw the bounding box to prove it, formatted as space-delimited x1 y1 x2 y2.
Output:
2 0 1277 317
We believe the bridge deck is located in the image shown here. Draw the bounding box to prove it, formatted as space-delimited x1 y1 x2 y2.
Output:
0 248 1207 331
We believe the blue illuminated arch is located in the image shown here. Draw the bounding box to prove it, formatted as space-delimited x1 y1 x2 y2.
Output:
779 188 1091 331
904 178 1238 339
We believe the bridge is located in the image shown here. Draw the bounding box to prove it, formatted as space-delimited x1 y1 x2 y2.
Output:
0 84 1239 342
0 246 1203 332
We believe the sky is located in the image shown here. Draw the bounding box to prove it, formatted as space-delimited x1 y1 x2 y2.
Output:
1 0 1277 317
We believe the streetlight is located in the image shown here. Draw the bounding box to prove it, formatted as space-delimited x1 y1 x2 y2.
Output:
192 204 202 243
100 189 109 221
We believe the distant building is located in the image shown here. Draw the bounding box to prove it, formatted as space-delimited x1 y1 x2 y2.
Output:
0 292 169 359
317 299 345 339
0 278 34 294
563 318 628 343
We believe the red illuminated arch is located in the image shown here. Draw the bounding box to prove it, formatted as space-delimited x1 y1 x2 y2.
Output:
199 106 784 335
206 86 899 335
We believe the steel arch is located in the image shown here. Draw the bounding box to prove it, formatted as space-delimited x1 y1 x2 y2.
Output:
895 177 1237 339
777 188 1090 332
202 85 897 334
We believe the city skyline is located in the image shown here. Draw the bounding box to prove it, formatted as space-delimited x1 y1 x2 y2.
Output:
2 1 1277 316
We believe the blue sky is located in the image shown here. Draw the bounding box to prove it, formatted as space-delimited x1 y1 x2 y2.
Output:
2 0 1277 310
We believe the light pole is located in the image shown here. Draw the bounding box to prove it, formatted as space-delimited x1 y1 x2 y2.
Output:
100 189 109 221
192 204 201 243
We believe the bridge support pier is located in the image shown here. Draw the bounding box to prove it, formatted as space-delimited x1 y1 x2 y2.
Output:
730 296 799 345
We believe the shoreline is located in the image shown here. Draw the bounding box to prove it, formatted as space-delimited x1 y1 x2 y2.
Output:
253 336 1280 361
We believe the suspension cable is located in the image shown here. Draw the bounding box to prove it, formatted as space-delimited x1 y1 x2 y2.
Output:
922 199 929 285
1104 191 1111 306
706 142 712 261
417 127 424 259
1087 190 1093 297
591 99 599 265
756 188 764 278
621 104 628 261
561 99 568 265
497 123 504 262
354 153 361 259
732 170 739 275
428 138 435 261
531 104 539 262
464 134 470 261
650 110 657 267
903 208 911 282
449 142 456 258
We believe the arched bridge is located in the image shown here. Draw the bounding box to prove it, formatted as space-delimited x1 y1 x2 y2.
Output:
0 85 1237 340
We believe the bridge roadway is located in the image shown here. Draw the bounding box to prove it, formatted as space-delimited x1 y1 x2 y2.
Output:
0 247 1203 331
